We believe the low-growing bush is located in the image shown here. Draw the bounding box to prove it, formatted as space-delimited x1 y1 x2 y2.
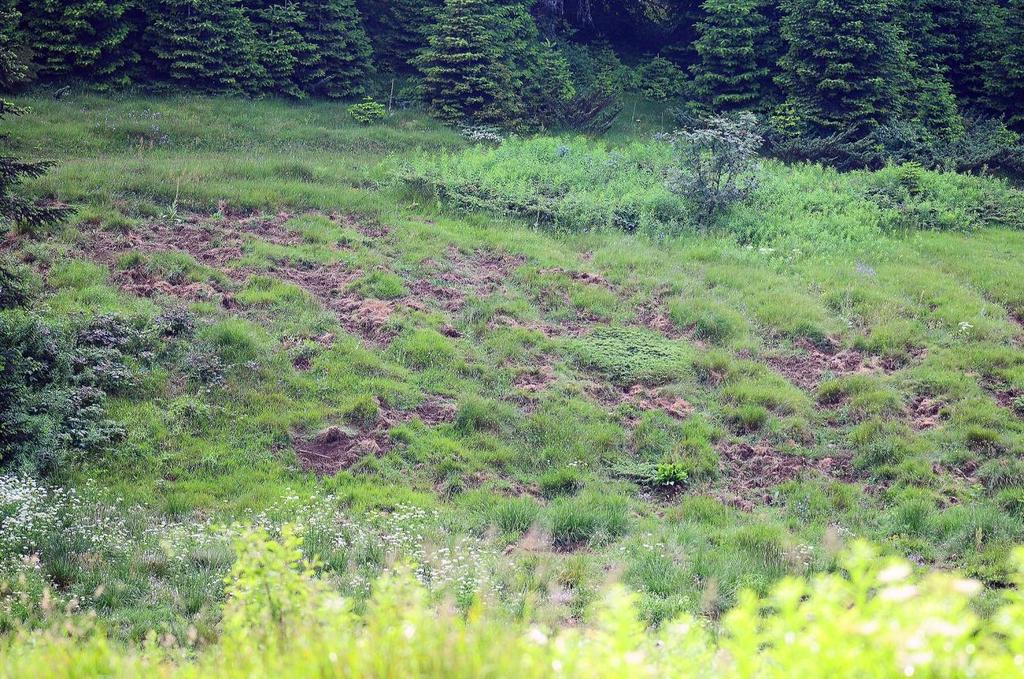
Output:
346 98 387 125
662 112 763 228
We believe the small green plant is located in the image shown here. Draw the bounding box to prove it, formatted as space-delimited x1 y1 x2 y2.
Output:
347 97 387 125
663 112 763 228
653 462 689 486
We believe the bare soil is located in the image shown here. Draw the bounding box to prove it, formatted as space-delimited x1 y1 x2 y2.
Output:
295 395 457 474
716 440 854 510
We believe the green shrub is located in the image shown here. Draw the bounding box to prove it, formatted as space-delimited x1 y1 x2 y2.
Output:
663 113 763 228
347 98 387 125
637 56 687 101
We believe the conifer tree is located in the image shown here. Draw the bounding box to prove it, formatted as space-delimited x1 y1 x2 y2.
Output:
294 0 374 99
1 5 67 231
141 0 264 95
418 0 511 125
493 2 574 126
16 0 135 86
691 0 780 112
247 1 318 98
898 0 963 139
357 0 440 73
1 0 27 91
777 0 909 134
994 0 1023 129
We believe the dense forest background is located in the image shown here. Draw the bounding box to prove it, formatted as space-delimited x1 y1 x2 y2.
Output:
1 0 1023 166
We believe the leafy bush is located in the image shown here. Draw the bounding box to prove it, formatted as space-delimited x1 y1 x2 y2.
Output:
406 131 1024 246
662 112 763 228
347 97 387 125
866 162 1024 232
0 268 137 473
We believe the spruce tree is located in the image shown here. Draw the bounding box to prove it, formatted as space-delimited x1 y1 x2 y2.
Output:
1 0 27 91
247 1 318 98
777 0 910 134
1 7 67 231
418 0 511 125
294 0 374 99
898 0 963 139
357 0 440 73
994 0 1023 130
691 0 780 112
16 0 135 86
492 2 574 127
140 0 264 95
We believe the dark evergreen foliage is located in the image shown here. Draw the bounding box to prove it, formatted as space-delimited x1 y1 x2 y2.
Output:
141 0 264 95
356 0 440 73
418 0 510 125
777 0 910 135
294 0 373 99
691 0 779 112
16 0 135 86
0 2 58 232
0 0 1019 152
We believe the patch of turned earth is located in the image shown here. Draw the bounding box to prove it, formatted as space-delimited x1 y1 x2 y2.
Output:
80 212 419 344
766 337 914 392
409 246 528 314
84 211 306 269
714 440 855 511
295 395 457 475
908 394 946 430
587 382 694 422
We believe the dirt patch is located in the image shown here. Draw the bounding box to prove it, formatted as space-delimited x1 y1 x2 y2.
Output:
84 211 307 269
623 384 693 419
296 395 457 475
414 247 527 313
717 441 853 510
514 364 558 393
989 385 1022 417
80 212 411 344
587 382 694 420
767 338 887 392
909 395 944 430
540 267 611 288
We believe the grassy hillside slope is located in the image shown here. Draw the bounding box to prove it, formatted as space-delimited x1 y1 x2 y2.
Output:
2 96 1024 651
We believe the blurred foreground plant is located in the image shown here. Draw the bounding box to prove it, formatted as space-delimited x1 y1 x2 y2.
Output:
5 530 1024 677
